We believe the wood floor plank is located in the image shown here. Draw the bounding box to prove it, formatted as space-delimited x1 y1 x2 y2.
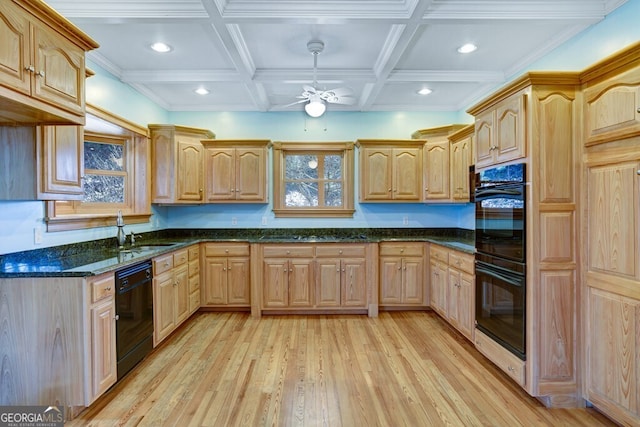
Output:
68 312 616 427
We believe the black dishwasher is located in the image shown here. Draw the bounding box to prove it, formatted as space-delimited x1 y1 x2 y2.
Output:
115 260 154 380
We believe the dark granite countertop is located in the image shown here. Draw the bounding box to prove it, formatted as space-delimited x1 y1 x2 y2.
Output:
0 228 474 278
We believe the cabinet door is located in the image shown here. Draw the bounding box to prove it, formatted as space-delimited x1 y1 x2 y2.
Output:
380 257 402 303
451 136 472 201
176 138 203 201
393 147 422 200
361 147 392 200
458 271 474 340
0 0 31 95
587 287 640 421
424 141 450 200
90 297 116 401
430 259 447 316
150 130 174 202
588 161 639 279
495 95 526 164
203 257 228 305
175 265 190 324
447 268 461 326
289 259 313 307
317 258 341 307
263 259 288 307
342 258 367 307
205 148 235 200
402 257 424 304
32 22 85 115
474 111 494 168
236 148 266 201
227 257 250 305
153 271 176 344
38 125 84 199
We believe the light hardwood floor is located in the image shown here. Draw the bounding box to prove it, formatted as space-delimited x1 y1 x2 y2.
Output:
69 311 614 426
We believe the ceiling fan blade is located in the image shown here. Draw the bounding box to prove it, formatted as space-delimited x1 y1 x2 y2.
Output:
281 99 308 108
302 85 317 94
325 96 356 105
322 87 353 98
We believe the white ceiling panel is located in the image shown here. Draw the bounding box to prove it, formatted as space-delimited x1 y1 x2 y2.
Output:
46 0 628 112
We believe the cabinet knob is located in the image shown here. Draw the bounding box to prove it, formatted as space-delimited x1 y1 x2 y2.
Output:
25 65 35 73
339 250 343 254
388 188 392 192
637 170 640 175
36 70 45 77
223 267 226 271
199 188 203 193
398 267 401 270
400 248 404 252
225 249 229 253
342 268 345 272
165 262 170 267
105 286 111 291
507 365 515 372
114 315 120 321
286 250 291 254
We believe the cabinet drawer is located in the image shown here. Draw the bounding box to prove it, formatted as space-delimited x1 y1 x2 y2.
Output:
379 242 424 257
90 273 115 303
204 243 250 257
153 253 174 275
429 245 449 263
262 245 314 258
449 251 474 274
190 291 200 309
189 259 199 277
474 329 525 387
315 244 366 257
173 249 189 266
188 244 200 261
189 274 200 293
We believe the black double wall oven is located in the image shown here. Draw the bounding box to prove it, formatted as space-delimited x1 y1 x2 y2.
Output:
474 163 526 360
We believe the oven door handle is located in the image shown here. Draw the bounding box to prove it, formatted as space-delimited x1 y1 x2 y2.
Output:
475 188 523 199
475 264 524 287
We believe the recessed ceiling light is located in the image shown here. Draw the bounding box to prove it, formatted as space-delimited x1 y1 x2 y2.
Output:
417 88 432 95
195 87 210 95
150 42 172 53
457 43 477 54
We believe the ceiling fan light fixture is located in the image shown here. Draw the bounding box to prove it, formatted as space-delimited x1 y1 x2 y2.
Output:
305 99 326 117
150 42 172 53
457 43 477 54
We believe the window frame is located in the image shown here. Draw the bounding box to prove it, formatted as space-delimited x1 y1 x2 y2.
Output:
45 104 151 232
272 141 355 218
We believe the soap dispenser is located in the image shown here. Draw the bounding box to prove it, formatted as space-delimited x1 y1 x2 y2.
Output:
116 210 126 247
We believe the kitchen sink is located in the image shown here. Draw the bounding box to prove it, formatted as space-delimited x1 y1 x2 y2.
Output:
117 243 178 254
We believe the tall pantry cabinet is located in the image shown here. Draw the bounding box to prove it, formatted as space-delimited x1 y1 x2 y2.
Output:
468 72 582 406
580 42 640 427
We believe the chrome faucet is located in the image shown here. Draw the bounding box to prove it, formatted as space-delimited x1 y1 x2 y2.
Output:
116 210 126 248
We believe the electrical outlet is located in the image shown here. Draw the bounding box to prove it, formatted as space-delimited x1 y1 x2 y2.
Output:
231 217 238 225
403 216 409 225
34 226 43 244
261 216 268 225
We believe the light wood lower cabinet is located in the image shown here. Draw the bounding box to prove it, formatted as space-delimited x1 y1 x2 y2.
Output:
152 248 190 346
429 244 475 340
188 245 200 313
256 243 374 314
202 243 251 308
88 272 117 404
475 328 525 387
379 242 427 307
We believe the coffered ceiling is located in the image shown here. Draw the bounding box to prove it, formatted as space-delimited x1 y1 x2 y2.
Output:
47 0 627 113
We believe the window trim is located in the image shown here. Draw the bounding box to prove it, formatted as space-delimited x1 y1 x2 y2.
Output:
272 141 355 218
45 104 151 232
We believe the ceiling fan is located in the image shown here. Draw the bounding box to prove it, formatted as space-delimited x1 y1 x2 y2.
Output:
285 40 356 117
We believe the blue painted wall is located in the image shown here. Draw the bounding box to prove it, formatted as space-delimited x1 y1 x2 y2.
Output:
1 0 638 254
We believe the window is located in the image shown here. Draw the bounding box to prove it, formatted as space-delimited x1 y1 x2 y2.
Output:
46 105 151 231
272 142 354 217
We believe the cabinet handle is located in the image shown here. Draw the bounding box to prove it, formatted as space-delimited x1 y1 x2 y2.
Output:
36 70 45 77
25 65 35 73
114 315 120 321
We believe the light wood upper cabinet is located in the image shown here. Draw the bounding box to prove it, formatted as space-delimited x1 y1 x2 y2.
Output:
201 139 270 203
0 0 98 125
37 125 84 200
424 140 450 200
472 94 526 169
583 63 640 146
357 139 424 202
149 124 214 204
449 125 474 202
